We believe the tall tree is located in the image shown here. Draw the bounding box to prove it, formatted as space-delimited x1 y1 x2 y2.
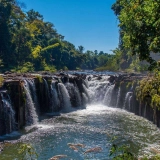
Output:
112 0 160 70
0 0 14 69
78 45 85 54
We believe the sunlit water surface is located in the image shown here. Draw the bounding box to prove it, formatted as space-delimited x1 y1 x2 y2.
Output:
1 104 160 160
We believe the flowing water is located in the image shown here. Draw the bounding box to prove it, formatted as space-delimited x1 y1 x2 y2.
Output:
50 80 60 112
23 80 38 125
0 93 16 135
1 104 160 159
1 73 160 159
58 83 73 112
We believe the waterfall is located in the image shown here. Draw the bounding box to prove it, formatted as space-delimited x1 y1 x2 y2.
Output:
82 93 88 105
83 79 89 88
43 78 50 104
27 79 39 112
82 84 90 97
128 94 133 111
58 83 72 112
144 103 147 118
0 93 16 134
65 82 82 107
103 84 115 106
86 75 110 103
123 92 133 110
50 80 59 112
74 83 82 107
116 87 121 108
23 80 38 125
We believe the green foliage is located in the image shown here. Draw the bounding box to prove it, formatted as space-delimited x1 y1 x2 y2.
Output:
112 0 160 70
18 143 38 160
12 62 34 73
136 71 160 110
0 75 4 87
110 144 136 160
35 75 42 83
96 48 122 71
109 136 136 160
0 0 114 72
41 43 60 53
141 155 160 160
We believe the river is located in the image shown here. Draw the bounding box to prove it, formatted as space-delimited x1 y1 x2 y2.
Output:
1 104 160 159
0 71 160 159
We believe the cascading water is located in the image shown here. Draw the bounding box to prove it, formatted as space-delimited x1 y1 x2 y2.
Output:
2 72 160 159
123 92 133 110
57 83 72 112
27 79 39 113
23 80 38 125
82 84 91 101
83 79 89 88
50 80 59 112
74 83 82 107
82 92 88 105
0 93 16 134
86 75 110 103
128 94 133 111
144 103 147 118
43 78 50 105
65 82 82 107
116 87 121 108
103 84 115 106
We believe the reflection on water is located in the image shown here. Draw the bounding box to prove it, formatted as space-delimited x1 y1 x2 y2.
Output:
1 104 160 159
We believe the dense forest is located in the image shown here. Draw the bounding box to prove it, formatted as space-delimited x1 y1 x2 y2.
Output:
1 0 160 73
106 0 160 72
0 0 113 73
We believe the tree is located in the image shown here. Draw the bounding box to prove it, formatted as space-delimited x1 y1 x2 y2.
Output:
78 45 85 54
0 0 14 69
112 0 160 70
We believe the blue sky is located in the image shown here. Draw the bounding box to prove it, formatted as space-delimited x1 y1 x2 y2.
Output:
22 0 119 54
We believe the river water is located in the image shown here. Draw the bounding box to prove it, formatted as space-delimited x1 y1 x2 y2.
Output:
1 104 160 160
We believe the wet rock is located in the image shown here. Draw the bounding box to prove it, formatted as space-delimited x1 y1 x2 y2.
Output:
108 75 116 83
88 76 91 81
97 76 102 80
4 71 12 75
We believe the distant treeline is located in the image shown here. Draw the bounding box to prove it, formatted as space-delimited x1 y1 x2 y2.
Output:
0 0 113 73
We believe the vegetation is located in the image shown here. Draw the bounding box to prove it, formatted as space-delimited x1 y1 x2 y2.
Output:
110 142 160 160
0 75 4 87
136 71 160 110
18 143 38 160
109 136 160 160
0 0 113 73
111 0 160 71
